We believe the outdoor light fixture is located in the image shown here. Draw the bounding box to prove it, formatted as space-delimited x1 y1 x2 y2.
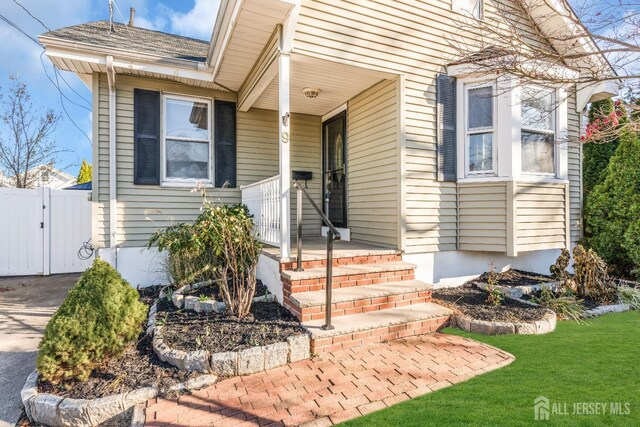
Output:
302 87 320 99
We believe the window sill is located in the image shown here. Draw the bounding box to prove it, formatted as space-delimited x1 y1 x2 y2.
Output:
457 176 569 185
160 180 213 189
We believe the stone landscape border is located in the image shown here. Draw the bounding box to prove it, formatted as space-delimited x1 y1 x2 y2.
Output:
20 369 216 427
475 281 561 299
171 280 275 313
148 296 311 375
584 303 630 317
21 299 218 427
452 309 557 335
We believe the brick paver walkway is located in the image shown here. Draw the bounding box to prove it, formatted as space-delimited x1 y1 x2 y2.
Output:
145 334 514 426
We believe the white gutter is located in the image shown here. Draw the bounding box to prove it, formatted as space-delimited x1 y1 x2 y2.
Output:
106 55 118 268
209 0 244 80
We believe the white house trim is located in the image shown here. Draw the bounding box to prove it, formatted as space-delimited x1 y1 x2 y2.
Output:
106 55 118 268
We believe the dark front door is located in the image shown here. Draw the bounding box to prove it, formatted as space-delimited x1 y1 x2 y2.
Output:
322 111 347 228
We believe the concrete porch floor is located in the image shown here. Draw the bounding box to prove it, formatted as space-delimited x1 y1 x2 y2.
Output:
261 237 398 263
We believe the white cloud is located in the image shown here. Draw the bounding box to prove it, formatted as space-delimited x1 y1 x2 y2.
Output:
169 0 220 40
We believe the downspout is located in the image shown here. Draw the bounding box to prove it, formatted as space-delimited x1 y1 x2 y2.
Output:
106 55 118 268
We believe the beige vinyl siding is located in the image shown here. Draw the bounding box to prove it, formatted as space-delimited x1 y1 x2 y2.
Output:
515 183 568 252
347 79 398 247
95 74 321 248
567 93 582 245
458 182 508 252
294 0 556 254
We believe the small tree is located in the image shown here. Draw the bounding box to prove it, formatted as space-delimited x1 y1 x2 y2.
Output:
0 77 63 188
76 159 92 184
37 259 146 384
585 130 640 278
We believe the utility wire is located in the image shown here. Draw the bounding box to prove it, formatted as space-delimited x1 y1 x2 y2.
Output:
0 12 93 146
41 52 93 146
111 0 132 35
11 0 50 31
0 13 40 45
8 2 91 108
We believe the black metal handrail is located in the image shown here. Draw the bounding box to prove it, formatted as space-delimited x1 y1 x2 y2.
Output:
293 180 341 330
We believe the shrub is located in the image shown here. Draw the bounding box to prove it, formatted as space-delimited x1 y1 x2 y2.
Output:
572 245 617 304
531 287 585 322
618 285 640 310
550 248 571 285
196 203 262 317
485 262 504 306
36 259 147 384
585 130 640 278
149 187 262 317
148 220 218 287
583 99 621 204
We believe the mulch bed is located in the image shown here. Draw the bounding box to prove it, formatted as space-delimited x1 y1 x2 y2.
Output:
183 280 269 301
472 269 555 288
157 298 305 353
36 286 196 400
433 285 548 322
521 290 601 310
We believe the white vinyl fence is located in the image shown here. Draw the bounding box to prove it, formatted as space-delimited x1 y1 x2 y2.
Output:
0 187 93 276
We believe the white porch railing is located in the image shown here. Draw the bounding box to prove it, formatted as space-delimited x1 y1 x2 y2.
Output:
241 175 281 247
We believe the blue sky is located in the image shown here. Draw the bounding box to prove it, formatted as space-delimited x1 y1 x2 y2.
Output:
0 0 220 176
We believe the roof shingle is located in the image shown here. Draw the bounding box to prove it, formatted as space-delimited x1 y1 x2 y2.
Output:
41 21 209 63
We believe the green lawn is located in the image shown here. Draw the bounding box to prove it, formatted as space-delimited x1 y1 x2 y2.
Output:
342 311 640 426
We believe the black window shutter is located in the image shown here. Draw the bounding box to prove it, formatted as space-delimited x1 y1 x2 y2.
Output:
436 74 457 182
215 100 237 188
133 89 160 185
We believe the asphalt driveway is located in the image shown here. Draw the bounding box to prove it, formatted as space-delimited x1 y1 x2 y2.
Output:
0 274 78 427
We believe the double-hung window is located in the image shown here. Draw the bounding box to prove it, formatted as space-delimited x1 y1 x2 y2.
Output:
162 95 212 183
521 87 555 175
465 82 495 174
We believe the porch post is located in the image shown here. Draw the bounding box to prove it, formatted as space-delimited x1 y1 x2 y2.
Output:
278 51 291 259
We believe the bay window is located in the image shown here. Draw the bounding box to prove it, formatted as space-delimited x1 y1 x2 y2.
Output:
466 83 495 174
162 95 212 183
453 74 567 181
521 87 555 175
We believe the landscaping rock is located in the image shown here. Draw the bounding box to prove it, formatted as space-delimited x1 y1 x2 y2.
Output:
183 350 211 372
493 322 516 335
453 315 471 332
470 319 494 335
58 398 89 427
171 293 184 308
584 303 630 317
184 297 200 311
514 322 537 334
170 374 218 392
86 394 126 426
264 342 288 370
237 346 265 375
20 371 38 421
29 393 63 427
287 334 311 361
210 351 237 377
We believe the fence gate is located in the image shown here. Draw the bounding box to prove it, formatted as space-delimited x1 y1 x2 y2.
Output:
0 187 93 276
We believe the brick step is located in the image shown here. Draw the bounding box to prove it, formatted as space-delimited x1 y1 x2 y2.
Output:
281 261 416 294
287 280 433 322
280 252 402 271
305 303 453 354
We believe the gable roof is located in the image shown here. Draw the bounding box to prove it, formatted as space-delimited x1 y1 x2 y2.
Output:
41 21 209 63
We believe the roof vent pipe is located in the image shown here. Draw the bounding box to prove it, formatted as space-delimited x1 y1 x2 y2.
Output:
128 7 135 27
